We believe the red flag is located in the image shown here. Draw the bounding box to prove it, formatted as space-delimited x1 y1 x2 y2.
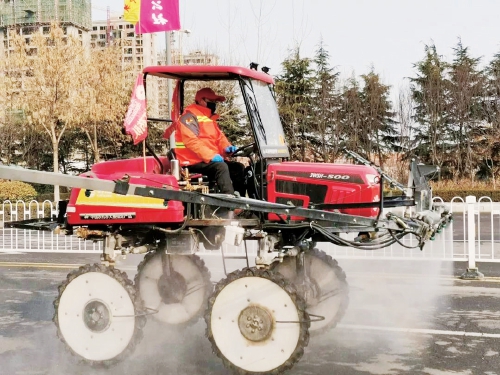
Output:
135 0 180 34
124 74 148 145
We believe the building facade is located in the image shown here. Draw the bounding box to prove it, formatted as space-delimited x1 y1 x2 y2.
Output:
90 16 157 72
0 0 91 58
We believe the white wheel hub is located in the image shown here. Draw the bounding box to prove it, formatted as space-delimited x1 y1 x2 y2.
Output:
57 272 136 361
138 255 207 324
210 276 301 373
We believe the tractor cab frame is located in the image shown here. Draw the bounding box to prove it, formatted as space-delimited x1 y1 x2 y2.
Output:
143 65 288 201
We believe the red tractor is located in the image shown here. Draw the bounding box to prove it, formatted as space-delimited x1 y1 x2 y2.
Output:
0 65 450 374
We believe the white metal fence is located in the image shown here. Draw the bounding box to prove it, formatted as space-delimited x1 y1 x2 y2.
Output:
0 197 495 270
0 200 101 253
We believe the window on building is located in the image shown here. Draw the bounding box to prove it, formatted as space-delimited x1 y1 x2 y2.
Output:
127 32 134 38
93 26 97 31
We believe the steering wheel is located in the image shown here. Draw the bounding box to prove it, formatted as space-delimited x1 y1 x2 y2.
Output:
231 142 256 157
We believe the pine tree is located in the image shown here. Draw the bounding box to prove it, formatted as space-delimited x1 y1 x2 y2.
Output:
409 44 448 173
275 47 315 161
311 39 341 162
338 77 365 155
359 70 396 167
446 39 486 180
481 51 500 185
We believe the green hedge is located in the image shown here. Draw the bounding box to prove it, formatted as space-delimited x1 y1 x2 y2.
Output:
0 180 37 201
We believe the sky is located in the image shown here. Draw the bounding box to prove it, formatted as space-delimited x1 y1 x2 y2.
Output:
93 0 500 97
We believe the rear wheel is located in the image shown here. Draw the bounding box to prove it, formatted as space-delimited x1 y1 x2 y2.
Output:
135 252 212 326
205 267 310 374
271 248 349 334
53 264 145 366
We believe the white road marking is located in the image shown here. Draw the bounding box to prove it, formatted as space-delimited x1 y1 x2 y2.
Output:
339 324 500 338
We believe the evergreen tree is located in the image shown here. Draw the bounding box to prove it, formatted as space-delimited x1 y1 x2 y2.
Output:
311 39 341 162
446 39 486 180
275 47 315 161
338 77 365 155
409 44 448 172
481 51 500 185
359 70 396 167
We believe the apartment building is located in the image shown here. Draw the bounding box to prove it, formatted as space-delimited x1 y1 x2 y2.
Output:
90 16 157 72
0 0 91 58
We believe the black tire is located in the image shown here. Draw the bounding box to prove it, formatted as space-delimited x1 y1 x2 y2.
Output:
271 248 349 335
135 252 212 327
53 263 146 366
205 267 310 375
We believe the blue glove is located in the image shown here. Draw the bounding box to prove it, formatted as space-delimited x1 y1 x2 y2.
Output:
225 145 237 154
211 154 224 162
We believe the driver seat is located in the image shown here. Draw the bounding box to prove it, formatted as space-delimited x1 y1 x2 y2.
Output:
167 149 211 187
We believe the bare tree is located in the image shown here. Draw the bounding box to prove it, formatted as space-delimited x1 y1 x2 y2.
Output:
6 23 87 201
75 45 135 163
394 84 416 182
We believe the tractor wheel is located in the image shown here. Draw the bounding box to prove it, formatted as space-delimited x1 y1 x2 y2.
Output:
135 252 212 326
53 263 146 366
271 248 349 335
205 267 310 375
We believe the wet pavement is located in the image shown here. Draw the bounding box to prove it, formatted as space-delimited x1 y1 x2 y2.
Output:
0 253 499 374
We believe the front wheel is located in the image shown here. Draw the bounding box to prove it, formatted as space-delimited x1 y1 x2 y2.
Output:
205 268 310 375
53 264 145 366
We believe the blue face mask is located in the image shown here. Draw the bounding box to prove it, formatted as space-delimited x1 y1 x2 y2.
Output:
206 101 217 115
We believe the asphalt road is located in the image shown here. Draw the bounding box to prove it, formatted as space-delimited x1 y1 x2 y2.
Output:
1 252 500 375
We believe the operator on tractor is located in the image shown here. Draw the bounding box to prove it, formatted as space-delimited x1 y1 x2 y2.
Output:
174 87 246 216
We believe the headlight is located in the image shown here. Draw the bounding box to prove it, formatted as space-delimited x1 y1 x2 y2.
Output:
366 174 380 185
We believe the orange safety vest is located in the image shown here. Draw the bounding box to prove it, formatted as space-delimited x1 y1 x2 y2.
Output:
174 104 231 166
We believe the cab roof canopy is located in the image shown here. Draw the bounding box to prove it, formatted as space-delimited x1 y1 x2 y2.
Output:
143 65 275 85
